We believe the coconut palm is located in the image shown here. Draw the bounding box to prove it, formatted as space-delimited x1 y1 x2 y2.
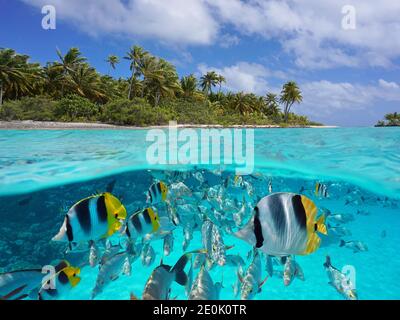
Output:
70 63 106 103
200 71 219 95
106 55 119 75
124 45 148 99
0 48 42 103
231 92 252 115
264 93 281 116
217 74 226 93
56 47 86 96
280 81 303 123
143 58 182 107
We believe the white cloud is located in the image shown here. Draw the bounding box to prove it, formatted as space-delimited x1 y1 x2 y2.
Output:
197 62 284 94
300 79 400 119
22 0 400 69
206 0 400 69
198 60 400 120
23 0 218 45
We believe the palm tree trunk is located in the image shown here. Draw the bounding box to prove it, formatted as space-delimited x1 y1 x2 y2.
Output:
284 102 289 123
128 72 134 100
0 82 3 106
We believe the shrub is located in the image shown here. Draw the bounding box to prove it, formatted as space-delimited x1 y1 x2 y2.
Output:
54 94 100 121
101 98 170 126
0 96 56 121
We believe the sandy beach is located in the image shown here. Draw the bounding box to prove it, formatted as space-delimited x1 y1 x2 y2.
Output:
0 120 338 130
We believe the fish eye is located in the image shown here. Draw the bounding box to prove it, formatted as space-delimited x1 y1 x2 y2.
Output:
114 213 118 218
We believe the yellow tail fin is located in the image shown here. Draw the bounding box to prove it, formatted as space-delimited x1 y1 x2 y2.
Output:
316 215 327 235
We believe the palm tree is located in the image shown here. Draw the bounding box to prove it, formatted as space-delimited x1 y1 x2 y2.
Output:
56 47 86 96
70 63 106 103
232 92 252 115
200 71 219 95
106 55 119 75
217 74 226 93
264 93 280 116
0 48 42 103
280 81 303 122
143 58 182 107
124 45 148 99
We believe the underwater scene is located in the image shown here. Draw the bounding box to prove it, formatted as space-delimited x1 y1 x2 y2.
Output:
0 127 399 300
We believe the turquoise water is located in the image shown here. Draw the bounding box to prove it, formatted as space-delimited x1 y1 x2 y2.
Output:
0 127 399 300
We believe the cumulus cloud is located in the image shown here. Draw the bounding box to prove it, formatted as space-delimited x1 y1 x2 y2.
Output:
198 60 400 121
22 0 400 68
197 62 284 94
207 0 400 69
300 79 400 120
22 0 218 45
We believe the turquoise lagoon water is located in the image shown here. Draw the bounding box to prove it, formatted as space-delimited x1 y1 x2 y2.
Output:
0 127 399 300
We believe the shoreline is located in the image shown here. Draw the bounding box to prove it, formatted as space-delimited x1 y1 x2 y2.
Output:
0 120 338 130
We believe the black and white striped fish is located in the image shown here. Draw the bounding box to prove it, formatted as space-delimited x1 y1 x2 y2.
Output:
125 207 161 240
315 182 328 198
52 193 127 246
38 261 81 300
146 182 168 204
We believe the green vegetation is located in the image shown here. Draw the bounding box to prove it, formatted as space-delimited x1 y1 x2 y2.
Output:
375 112 400 127
0 46 320 127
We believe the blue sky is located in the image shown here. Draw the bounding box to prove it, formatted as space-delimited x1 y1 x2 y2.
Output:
1 0 399 126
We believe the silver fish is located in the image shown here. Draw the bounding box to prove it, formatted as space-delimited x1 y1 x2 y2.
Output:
91 252 130 299
163 232 174 257
141 243 156 267
188 266 223 300
142 252 192 300
239 250 267 300
201 220 226 266
89 242 100 268
324 256 357 300
339 240 368 253
283 256 305 286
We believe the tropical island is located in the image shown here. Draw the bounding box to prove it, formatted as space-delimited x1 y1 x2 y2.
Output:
375 112 400 127
0 46 322 128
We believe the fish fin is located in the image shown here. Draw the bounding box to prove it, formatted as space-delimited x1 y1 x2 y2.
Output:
323 256 332 268
259 276 268 289
316 215 328 235
0 284 28 300
172 252 191 286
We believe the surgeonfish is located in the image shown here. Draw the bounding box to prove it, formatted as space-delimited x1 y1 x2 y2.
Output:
38 261 81 300
315 182 328 198
238 250 267 300
125 207 160 240
91 252 131 299
201 220 227 266
188 265 223 300
235 193 327 256
283 256 305 286
52 193 127 246
141 252 195 300
339 240 368 253
0 269 43 300
323 256 357 300
146 181 168 204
